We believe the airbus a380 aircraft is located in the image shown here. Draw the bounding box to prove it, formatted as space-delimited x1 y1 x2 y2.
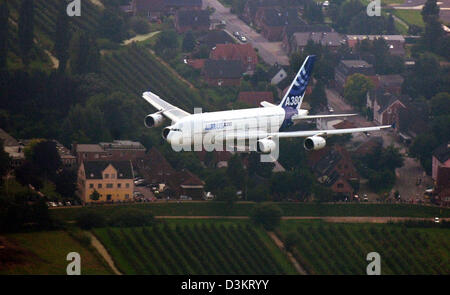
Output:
142 55 392 154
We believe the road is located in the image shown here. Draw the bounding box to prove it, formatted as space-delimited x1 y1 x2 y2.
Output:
153 216 448 222
203 0 289 66
325 87 432 200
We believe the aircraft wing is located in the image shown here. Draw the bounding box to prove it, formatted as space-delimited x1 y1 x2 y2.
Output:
269 125 392 138
291 113 358 120
142 91 190 122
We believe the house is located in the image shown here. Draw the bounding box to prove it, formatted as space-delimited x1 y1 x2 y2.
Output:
366 88 406 125
0 128 24 168
241 0 279 25
175 10 210 33
434 166 450 206
54 140 76 169
254 7 304 41
167 169 205 199
197 150 232 168
375 74 404 95
210 44 258 73
203 59 243 86
73 140 146 165
267 63 288 86
197 30 235 49
354 137 383 155
238 91 274 107
432 143 450 181
347 35 406 56
290 32 346 53
77 161 134 204
134 148 175 185
334 60 375 94
282 24 332 53
165 0 202 13
396 99 429 144
186 58 206 70
131 0 165 21
308 146 360 198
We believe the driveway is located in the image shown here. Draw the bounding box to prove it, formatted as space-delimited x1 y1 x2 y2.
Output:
203 0 289 65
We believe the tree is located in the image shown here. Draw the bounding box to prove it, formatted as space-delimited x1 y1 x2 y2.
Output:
69 31 101 75
54 0 71 73
18 0 34 66
99 8 125 42
129 16 150 35
89 189 101 201
409 133 438 174
343 74 373 109
309 80 327 110
216 185 237 205
0 0 9 69
182 31 196 52
30 140 62 180
226 154 246 190
250 203 282 230
429 91 450 116
54 168 77 199
421 0 440 23
247 184 269 202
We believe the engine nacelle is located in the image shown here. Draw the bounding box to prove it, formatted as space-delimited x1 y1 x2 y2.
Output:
256 138 276 154
304 136 326 151
144 113 164 128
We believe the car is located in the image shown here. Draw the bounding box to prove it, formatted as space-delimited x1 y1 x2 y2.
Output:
180 195 192 200
240 36 247 42
233 31 240 37
363 197 369 202
327 105 334 113
65 201 72 206
434 217 440 223
58 201 64 206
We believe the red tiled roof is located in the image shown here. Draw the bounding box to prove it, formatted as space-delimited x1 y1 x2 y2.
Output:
238 91 274 106
210 44 258 64
187 58 206 69
333 120 357 129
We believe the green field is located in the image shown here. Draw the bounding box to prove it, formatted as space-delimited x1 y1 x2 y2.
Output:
49 202 450 222
93 221 297 274
0 231 113 275
101 45 204 111
278 221 450 275
391 9 425 27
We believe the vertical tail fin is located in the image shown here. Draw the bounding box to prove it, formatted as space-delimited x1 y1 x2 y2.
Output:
279 55 316 110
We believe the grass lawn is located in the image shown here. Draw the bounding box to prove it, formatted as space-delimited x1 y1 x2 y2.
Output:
0 231 113 275
49 202 450 222
278 221 450 274
391 9 425 27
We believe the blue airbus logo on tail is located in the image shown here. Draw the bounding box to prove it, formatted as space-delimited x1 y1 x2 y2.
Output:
280 55 316 110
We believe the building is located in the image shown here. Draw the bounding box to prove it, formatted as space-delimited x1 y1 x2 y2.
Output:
290 32 346 53
267 63 288 86
0 128 24 168
241 0 279 25
134 148 175 184
366 88 406 125
168 169 205 199
396 99 429 144
432 143 450 181
175 9 210 33
77 161 134 204
131 0 165 21
308 146 360 198
210 44 258 73
238 91 274 107
346 35 406 56
282 24 332 53
374 74 404 95
55 140 76 169
254 7 304 41
334 60 375 93
203 59 243 86
165 0 202 13
73 140 146 165
434 166 450 206
197 30 235 49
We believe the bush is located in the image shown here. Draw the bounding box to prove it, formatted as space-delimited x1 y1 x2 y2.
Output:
108 208 155 227
76 211 106 230
129 17 150 35
250 203 283 230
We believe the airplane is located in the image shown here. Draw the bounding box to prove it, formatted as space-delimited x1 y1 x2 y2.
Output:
141 55 392 154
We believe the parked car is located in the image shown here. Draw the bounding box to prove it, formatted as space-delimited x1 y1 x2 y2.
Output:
240 36 247 42
233 31 240 38
204 192 215 200
180 195 192 200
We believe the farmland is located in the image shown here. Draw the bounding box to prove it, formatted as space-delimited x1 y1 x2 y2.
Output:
101 45 204 111
278 221 450 275
49 202 450 222
93 221 297 275
0 231 113 275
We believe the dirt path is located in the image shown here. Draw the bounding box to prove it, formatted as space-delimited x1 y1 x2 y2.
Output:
267 231 307 275
87 232 122 275
122 31 161 45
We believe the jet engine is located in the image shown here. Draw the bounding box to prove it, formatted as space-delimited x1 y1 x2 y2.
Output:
303 136 326 151
256 138 276 154
144 113 164 128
